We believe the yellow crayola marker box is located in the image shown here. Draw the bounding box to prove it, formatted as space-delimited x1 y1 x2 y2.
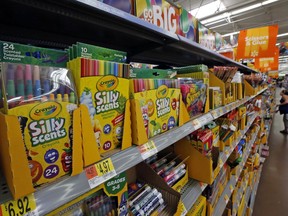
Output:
78 76 129 153
130 79 180 143
68 43 131 154
0 41 77 186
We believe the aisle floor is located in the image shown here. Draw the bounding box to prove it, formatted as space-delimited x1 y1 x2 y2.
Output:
253 91 288 216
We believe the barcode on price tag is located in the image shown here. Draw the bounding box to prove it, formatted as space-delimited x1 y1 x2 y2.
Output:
85 158 116 189
138 140 158 160
0 194 37 216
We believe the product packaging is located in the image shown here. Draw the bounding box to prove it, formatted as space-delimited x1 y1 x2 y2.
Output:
179 78 207 118
68 42 131 155
130 78 181 145
0 41 78 187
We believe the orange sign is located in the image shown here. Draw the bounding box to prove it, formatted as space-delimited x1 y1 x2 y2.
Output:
254 47 279 72
237 25 278 59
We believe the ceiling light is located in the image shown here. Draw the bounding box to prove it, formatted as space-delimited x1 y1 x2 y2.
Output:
222 31 239 37
231 3 261 15
190 0 226 19
201 0 278 25
262 0 278 5
276 43 280 46
277 33 288 37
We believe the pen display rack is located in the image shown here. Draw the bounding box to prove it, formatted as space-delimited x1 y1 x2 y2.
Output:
135 163 182 216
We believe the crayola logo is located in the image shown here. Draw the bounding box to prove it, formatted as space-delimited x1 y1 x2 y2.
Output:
97 75 119 91
30 102 62 120
156 85 168 98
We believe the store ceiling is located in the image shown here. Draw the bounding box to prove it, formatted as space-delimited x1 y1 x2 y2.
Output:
174 0 288 43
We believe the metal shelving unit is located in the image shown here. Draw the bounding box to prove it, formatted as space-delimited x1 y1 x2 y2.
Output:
0 1 269 215
0 89 266 215
181 113 258 212
1 0 258 72
212 127 260 216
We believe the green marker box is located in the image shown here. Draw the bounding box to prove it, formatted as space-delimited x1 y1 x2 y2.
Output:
128 68 177 79
69 42 127 63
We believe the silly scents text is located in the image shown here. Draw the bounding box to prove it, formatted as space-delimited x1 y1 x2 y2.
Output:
156 98 170 117
95 91 120 114
29 118 67 146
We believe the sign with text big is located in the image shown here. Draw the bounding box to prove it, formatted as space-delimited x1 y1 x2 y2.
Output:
135 0 180 35
237 25 278 59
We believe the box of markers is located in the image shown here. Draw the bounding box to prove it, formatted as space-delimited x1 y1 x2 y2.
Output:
129 78 182 145
68 43 131 155
128 162 182 216
0 41 78 188
143 151 189 192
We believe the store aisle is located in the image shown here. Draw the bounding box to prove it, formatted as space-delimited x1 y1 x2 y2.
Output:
253 90 288 216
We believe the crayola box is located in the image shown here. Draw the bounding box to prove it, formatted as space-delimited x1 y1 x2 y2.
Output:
68 55 131 153
130 79 180 144
77 75 130 154
0 41 77 186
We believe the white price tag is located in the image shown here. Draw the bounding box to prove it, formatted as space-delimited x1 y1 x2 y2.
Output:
192 119 202 130
138 140 158 160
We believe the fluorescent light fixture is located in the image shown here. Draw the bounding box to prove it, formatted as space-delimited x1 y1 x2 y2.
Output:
201 0 278 25
190 0 226 19
277 33 288 37
231 3 261 15
262 0 278 5
276 43 280 46
201 13 229 24
222 31 239 37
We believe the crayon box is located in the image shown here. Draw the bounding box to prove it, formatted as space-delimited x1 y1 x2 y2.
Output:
0 41 77 186
68 49 131 154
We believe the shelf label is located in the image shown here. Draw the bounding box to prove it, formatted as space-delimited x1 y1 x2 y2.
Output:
211 110 217 117
180 202 187 216
138 140 158 160
199 182 207 191
192 119 201 130
0 194 37 216
224 195 229 204
230 185 234 192
85 158 116 189
225 150 230 156
219 159 223 167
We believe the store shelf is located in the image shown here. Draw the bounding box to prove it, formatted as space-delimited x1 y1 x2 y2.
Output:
231 174 249 216
249 167 263 214
0 86 266 215
181 114 257 212
212 127 260 216
0 0 258 72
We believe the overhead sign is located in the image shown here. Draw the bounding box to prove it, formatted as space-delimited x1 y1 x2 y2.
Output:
237 25 278 59
254 47 279 72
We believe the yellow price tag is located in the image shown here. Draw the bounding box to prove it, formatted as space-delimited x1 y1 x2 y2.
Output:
219 159 223 167
85 158 117 189
230 185 234 192
180 202 187 216
95 158 115 177
0 194 36 216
